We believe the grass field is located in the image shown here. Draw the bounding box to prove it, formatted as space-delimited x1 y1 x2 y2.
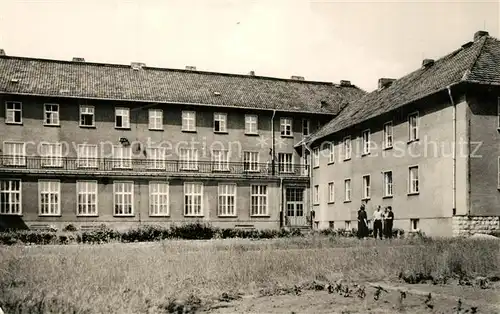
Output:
1 236 499 313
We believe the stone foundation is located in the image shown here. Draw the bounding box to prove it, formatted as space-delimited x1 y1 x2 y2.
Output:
452 216 500 236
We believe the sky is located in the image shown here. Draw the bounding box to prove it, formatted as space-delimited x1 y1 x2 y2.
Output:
0 0 499 92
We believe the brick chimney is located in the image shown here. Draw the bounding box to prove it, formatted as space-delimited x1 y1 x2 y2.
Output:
378 78 395 89
72 57 85 62
0 49 5 56
249 70 255 76
340 80 351 87
185 66 197 71
291 75 304 81
474 30 489 41
422 59 434 67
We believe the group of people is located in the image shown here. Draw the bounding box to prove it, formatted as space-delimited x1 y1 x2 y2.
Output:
357 203 394 239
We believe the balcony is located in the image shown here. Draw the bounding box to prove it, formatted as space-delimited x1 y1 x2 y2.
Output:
0 155 309 179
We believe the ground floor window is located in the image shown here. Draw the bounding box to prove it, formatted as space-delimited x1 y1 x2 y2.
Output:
39 180 60 215
251 185 268 216
77 181 98 216
113 181 134 216
218 183 236 216
410 218 420 232
149 182 169 216
184 182 203 216
0 179 21 214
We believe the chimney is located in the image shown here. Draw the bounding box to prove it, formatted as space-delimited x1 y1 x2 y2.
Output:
340 80 351 87
378 78 395 89
291 75 304 81
0 49 5 56
249 70 255 76
72 57 85 62
185 66 196 71
422 59 434 67
131 62 146 70
474 30 489 41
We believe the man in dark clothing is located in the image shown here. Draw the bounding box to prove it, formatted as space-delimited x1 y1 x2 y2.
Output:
357 204 368 239
373 205 383 239
385 206 394 238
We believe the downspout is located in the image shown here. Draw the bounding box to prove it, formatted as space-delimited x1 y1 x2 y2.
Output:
303 142 313 229
271 110 276 175
446 86 457 217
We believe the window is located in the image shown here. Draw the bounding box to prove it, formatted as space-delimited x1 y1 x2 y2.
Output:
218 183 236 216
302 119 310 136
214 113 227 133
113 146 132 169
115 107 130 129
344 179 351 202
184 182 203 216
38 180 60 216
410 219 420 232
345 221 351 231
362 175 371 200
328 182 335 203
383 122 393 149
149 182 169 216
313 147 319 168
328 142 335 163
408 112 419 141
77 144 98 168
278 153 293 173
76 181 97 216
182 111 196 131
251 185 268 216
362 130 370 155
280 117 292 136
302 152 310 176
3 142 26 166
383 171 393 197
5 101 22 124
179 148 198 170
147 147 165 170
313 185 319 204
0 180 21 215
80 105 95 127
43 104 59 125
113 181 134 216
212 149 229 171
409 166 419 194
243 151 259 172
245 114 258 134
343 136 351 160
148 109 163 130
41 143 63 167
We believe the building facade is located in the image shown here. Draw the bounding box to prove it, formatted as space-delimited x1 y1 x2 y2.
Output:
0 54 364 231
303 31 500 237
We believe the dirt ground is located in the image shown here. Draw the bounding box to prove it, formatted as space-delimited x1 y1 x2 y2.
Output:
206 281 500 314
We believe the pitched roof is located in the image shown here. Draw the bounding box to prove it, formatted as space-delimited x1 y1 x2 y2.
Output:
303 32 500 145
0 55 365 115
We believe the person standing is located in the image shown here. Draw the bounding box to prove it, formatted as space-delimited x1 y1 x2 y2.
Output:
357 204 368 239
373 205 383 239
385 206 394 238
382 207 389 238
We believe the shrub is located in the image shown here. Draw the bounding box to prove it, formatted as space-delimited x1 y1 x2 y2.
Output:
170 222 215 240
62 224 77 232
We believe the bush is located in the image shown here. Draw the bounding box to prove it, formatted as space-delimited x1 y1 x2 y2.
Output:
63 224 77 232
170 222 215 240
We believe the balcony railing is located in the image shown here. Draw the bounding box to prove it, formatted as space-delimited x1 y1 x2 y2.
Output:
0 155 309 178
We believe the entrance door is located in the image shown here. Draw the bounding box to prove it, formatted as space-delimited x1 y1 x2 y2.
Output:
286 188 306 226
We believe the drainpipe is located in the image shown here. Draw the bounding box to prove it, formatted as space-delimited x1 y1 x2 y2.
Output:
271 110 276 175
303 142 314 229
446 86 457 217
279 177 284 228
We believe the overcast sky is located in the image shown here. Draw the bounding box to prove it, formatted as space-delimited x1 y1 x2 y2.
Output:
0 0 498 91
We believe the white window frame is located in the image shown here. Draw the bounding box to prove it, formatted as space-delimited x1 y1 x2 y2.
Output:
182 111 196 132
250 184 268 216
362 174 371 200
113 146 132 169
38 180 60 216
245 114 258 134
410 218 420 232
212 149 229 171
383 121 393 149
278 153 293 173
302 119 310 136
218 183 236 217
280 117 293 137
243 151 259 172
313 185 319 205
408 111 419 142
77 144 98 168
5 101 22 124
76 180 98 216
214 112 227 133
43 103 60 126
344 179 351 202
3 141 26 166
113 181 134 216
328 142 335 164
313 147 320 168
184 182 203 216
408 165 419 194
328 181 334 203
147 146 166 170
149 181 169 216
115 107 130 129
0 179 22 215
345 221 351 231
79 105 95 127
362 129 371 155
40 142 63 167
301 152 310 176
383 171 393 197
343 136 351 160
148 109 163 130
179 148 199 170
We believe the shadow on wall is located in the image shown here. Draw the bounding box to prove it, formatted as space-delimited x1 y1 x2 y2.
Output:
0 215 29 232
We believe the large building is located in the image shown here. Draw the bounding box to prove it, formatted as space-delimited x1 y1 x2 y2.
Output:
302 30 500 237
0 50 365 231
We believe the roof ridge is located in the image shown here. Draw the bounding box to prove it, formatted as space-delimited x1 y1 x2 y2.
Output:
463 35 489 81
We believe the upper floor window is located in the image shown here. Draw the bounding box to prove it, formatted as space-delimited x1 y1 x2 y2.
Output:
40 143 63 167
3 141 26 166
115 107 130 129
243 151 259 172
362 130 370 155
77 144 98 168
408 112 419 141
245 114 258 134
328 182 335 203
328 142 335 163
182 111 196 132
146 147 166 170
362 175 371 200
44 104 59 126
214 113 227 133
301 152 310 176
80 105 95 127
344 179 351 202
5 101 22 124
313 147 320 168
408 166 419 194
278 153 293 173
302 119 310 136
313 185 319 204
383 121 393 149
179 148 199 170
343 136 352 160
148 109 163 130
280 117 292 137
212 149 229 171
113 146 132 169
